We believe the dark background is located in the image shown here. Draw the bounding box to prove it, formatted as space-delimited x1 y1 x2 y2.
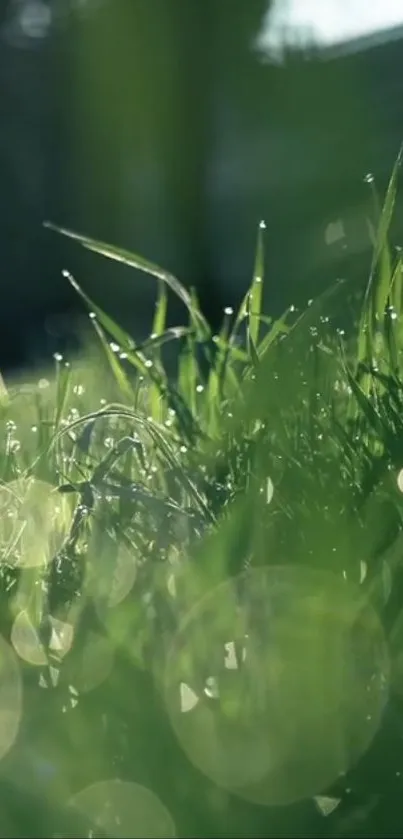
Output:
1 0 403 371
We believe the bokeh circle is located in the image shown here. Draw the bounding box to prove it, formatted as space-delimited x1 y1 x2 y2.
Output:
164 565 389 806
0 636 23 761
0 478 72 569
69 779 176 838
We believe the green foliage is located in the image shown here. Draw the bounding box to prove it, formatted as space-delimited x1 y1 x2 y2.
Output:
1 159 403 835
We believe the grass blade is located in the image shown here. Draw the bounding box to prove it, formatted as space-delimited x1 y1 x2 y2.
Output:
45 222 210 338
247 221 265 349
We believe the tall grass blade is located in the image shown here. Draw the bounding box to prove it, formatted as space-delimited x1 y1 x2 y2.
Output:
247 221 265 349
45 222 210 338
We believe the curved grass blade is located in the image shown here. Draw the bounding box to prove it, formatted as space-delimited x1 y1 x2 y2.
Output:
45 222 210 338
50 405 213 521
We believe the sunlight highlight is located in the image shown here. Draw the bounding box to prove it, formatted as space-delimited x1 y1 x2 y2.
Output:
259 0 403 60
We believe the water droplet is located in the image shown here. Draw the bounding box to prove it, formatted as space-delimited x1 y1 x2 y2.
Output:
89 312 96 320
364 173 375 184
53 353 63 363
196 384 204 393
224 306 233 315
259 220 267 229
145 359 153 368
109 343 120 353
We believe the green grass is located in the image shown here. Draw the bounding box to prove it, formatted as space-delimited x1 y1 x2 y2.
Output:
0 159 403 835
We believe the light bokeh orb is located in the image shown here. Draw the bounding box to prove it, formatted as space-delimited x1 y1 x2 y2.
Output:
11 610 47 667
164 565 389 806
0 637 23 761
68 631 114 694
69 779 176 838
0 478 72 569
88 540 137 612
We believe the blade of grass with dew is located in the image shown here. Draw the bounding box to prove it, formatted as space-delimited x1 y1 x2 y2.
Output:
357 147 403 371
247 220 265 352
49 404 213 520
137 327 191 355
148 280 174 422
54 357 71 431
210 308 238 405
178 338 198 416
63 268 192 428
177 293 204 416
205 365 220 437
242 280 344 397
62 270 148 374
90 317 134 402
391 256 403 315
389 257 403 368
373 147 402 279
45 222 210 339
149 281 169 422
255 307 292 365
344 367 386 443
64 267 199 439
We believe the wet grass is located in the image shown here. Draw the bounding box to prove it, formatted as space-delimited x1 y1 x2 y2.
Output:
0 157 403 835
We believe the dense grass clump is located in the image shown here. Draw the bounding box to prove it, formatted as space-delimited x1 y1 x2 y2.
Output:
0 156 403 835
